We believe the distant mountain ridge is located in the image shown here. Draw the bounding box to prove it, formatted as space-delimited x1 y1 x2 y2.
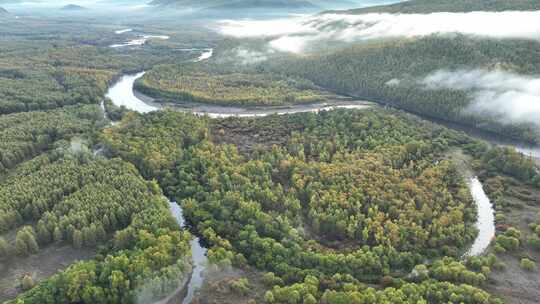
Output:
327 0 540 14
151 0 318 10
0 6 8 15
61 4 87 10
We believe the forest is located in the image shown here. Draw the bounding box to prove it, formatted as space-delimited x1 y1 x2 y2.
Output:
0 18 213 303
136 62 328 106
0 105 105 175
1 148 193 304
100 108 522 303
266 35 540 143
2 0 540 303
0 18 204 115
335 0 540 14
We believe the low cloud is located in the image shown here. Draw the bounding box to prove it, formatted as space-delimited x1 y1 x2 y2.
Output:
234 48 272 65
421 69 540 127
218 11 540 53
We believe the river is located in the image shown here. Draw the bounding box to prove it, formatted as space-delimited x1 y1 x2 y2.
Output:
106 72 156 113
107 71 372 117
169 201 207 304
104 44 530 281
105 69 501 258
464 177 496 257
110 35 170 48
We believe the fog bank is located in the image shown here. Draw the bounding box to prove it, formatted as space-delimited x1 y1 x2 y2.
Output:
218 11 540 53
421 69 540 127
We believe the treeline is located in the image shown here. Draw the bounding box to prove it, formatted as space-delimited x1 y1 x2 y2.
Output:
0 105 105 175
481 147 540 187
267 35 540 143
4 152 193 304
136 62 327 106
102 108 504 303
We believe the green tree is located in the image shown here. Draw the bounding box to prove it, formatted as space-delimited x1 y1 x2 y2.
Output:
53 226 63 243
15 235 28 256
37 221 51 244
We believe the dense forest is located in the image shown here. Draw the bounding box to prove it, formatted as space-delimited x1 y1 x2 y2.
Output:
0 105 104 175
0 19 202 115
266 35 540 143
2 149 193 304
136 62 327 106
0 19 214 303
2 1 540 303
100 108 513 303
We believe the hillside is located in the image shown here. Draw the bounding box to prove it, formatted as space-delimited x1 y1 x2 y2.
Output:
151 0 317 10
60 4 87 11
268 35 540 143
208 0 316 10
329 0 540 14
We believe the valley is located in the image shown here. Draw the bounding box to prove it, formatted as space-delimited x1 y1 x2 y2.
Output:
1 0 540 304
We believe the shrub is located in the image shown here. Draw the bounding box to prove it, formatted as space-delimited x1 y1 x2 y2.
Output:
21 275 35 291
265 291 275 303
520 258 536 271
505 227 521 239
230 278 250 296
496 235 520 251
0 237 12 258
527 236 540 250
493 243 506 254
263 272 284 287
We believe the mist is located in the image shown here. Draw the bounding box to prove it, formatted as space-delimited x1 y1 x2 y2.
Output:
421 69 540 127
0 0 154 18
218 11 540 53
233 47 272 65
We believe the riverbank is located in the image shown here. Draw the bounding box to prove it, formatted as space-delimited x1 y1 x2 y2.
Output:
445 149 496 257
480 174 540 304
110 71 374 117
110 70 540 163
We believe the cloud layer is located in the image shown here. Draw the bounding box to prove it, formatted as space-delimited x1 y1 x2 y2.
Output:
421 69 540 127
218 11 540 53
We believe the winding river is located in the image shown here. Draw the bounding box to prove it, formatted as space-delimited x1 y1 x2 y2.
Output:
102 46 537 297
169 201 207 304
110 35 170 48
106 71 372 117
464 178 495 257
105 69 500 258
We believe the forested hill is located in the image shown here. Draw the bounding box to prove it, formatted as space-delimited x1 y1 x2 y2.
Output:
328 0 540 14
267 35 540 143
151 0 317 10
60 4 87 11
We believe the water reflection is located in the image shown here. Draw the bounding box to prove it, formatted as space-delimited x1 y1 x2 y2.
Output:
465 177 496 257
